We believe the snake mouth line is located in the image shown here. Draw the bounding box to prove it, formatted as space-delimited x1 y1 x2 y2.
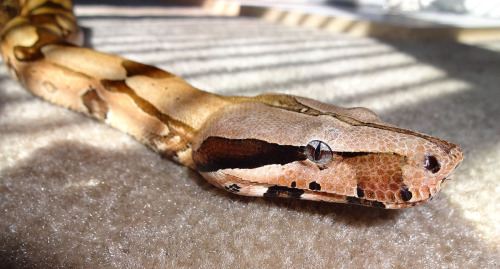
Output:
242 181 437 209
386 200 430 209
345 196 427 209
445 160 462 181
298 188 431 209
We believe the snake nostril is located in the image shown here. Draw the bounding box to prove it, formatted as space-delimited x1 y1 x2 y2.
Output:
424 155 441 173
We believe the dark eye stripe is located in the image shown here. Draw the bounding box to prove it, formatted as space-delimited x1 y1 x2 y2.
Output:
194 137 406 176
193 137 307 172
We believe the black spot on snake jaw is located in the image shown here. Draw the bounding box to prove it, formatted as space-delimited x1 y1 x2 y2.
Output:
309 181 321 191
357 186 365 198
346 197 362 205
291 181 296 188
264 186 304 199
224 184 241 193
400 187 413 202
371 201 386 208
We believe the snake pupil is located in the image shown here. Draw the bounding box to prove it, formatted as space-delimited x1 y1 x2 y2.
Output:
306 140 333 164
314 143 321 161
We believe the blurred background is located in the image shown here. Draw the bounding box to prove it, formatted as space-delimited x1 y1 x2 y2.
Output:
73 0 500 43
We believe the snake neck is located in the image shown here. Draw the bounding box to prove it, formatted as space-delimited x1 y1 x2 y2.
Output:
0 0 234 168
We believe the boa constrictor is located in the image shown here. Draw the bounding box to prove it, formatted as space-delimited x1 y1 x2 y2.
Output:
0 0 463 209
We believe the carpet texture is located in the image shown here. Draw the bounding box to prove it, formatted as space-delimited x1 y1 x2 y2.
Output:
0 3 499 268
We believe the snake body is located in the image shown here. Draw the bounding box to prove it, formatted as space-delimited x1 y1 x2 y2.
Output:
0 0 463 209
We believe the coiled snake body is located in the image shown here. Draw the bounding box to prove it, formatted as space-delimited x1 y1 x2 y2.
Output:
0 0 463 209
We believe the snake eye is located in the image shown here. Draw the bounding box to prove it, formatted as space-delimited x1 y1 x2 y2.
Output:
305 140 333 164
424 155 441 173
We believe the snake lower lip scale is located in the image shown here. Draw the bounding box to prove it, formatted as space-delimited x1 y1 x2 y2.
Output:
0 0 464 209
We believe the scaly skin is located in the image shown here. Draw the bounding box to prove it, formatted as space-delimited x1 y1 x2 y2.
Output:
0 0 463 208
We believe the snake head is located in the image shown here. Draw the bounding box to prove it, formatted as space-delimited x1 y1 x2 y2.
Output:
192 95 463 209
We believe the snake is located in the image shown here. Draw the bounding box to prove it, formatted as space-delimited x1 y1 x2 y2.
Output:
0 0 463 209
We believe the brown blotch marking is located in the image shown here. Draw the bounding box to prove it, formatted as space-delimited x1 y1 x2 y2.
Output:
341 152 406 199
122 60 175 79
82 87 108 121
100 79 195 135
193 137 306 172
14 28 72 62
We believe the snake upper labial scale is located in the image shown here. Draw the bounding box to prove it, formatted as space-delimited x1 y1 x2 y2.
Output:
0 0 464 208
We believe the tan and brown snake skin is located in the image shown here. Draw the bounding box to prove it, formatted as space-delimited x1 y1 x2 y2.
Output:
0 0 463 209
